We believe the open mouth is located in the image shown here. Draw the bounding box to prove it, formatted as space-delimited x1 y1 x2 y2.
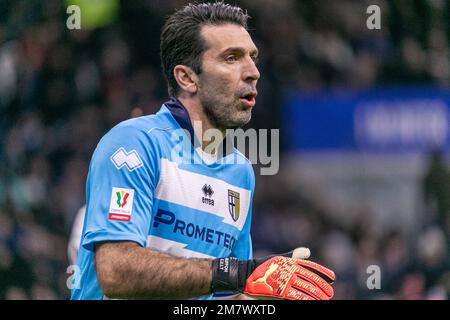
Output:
242 94 254 101
239 92 257 108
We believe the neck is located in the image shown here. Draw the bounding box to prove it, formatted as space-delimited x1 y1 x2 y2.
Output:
178 95 225 153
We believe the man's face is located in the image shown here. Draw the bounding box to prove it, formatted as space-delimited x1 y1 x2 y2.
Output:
197 23 260 130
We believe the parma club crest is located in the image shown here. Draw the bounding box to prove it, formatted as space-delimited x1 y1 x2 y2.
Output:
228 190 240 222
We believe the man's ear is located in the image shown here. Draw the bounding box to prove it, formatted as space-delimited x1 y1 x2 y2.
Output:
173 65 199 94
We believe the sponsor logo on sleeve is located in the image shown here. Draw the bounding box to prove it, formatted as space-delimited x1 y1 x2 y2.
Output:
110 147 143 171
109 187 135 222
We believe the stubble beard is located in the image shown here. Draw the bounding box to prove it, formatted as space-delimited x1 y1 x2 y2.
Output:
200 93 252 131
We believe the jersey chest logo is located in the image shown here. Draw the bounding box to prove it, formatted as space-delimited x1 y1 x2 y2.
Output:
201 184 215 206
155 159 250 230
227 190 240 222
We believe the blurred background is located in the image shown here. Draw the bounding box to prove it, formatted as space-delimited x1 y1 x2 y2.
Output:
0 0 449 299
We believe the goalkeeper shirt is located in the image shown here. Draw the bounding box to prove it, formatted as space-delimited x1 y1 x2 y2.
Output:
70 98 255 300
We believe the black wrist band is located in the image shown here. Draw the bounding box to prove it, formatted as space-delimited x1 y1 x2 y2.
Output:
211 258 256 293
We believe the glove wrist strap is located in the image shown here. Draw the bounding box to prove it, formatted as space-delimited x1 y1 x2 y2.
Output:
211 258 255 293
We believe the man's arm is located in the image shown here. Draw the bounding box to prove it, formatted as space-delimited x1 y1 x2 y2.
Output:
95 241 212 299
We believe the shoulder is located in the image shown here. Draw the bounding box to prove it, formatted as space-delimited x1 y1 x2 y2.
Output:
97 112 175 153
107 113 173 142
233 148 252 166
229 148 255 190
90 113 174 172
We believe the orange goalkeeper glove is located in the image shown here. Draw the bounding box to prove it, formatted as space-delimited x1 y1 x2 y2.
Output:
211 247 335 300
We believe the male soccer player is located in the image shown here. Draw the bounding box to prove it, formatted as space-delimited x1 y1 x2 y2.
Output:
71 2 335 300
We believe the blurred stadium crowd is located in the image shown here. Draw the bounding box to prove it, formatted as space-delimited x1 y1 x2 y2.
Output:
0 0 449 299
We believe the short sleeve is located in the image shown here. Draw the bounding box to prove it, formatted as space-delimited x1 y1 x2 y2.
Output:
81 123 160 251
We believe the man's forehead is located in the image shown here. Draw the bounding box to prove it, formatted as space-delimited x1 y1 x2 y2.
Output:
200 23 257 54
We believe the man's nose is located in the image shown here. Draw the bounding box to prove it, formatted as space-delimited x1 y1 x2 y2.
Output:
242 59 260 82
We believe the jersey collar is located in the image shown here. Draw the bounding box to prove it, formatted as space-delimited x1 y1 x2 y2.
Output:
163 97 197 146
163 97 234 158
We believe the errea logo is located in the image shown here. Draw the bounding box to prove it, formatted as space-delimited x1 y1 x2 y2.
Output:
111 147 143 171
202 184 215 206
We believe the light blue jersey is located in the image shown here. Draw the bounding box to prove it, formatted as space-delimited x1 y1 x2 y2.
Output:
71 98 255 300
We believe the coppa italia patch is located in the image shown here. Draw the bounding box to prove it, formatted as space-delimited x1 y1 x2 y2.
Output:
109 187 135 222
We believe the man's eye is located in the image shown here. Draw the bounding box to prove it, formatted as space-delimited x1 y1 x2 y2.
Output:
226 55 237 62
252 56 259 64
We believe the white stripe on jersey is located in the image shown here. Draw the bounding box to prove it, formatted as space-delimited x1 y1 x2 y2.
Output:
155 158 251 231
147 235 214 258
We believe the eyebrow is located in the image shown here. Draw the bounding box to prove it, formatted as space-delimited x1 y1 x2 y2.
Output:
221 47 259 57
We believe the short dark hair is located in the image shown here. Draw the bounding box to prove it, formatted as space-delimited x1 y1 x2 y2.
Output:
160 1 249 96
